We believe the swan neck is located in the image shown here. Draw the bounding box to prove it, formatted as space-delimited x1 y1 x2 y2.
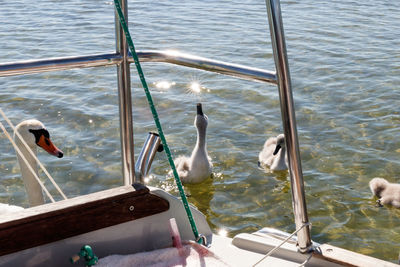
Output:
16 145 44 207
196 126 207 149
277 146 286 164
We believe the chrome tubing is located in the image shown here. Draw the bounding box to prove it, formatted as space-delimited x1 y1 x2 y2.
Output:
137 50 277 84
115 0 135 185
0 53 121 77
135 132 163 183
0 51 277 84
265 0 312 252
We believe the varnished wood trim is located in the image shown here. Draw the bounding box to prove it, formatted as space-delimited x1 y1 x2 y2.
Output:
0 185 169 256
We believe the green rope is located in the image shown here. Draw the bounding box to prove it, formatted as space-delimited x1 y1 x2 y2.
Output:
113 0 201 242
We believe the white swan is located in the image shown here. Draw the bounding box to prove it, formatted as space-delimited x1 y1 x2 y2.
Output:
11 119 63 208
174 103 212 184
258 134 288 171
369 177 400 208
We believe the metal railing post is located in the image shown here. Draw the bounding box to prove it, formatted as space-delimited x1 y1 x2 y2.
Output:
265 0 312 252
115 0 136 185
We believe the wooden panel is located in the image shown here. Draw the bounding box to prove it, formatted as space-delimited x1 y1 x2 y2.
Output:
0 185 169 256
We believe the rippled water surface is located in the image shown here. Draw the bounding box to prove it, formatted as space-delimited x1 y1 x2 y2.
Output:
1 0 400 263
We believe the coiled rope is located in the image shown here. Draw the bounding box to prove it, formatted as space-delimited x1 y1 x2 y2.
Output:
113 0 202 243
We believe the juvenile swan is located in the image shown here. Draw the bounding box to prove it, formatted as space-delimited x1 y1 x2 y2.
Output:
369 177 400 208
258 134 288 171
174 103 212 184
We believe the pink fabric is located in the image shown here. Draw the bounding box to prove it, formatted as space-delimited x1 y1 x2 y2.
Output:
97 241 230 267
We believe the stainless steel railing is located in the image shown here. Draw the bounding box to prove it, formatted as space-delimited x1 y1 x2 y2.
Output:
115 0 135 186
266 0 312 252
0 0 312 253
135 132 163 183
0 51 276 84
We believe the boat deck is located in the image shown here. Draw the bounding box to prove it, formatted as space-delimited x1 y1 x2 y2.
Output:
0 186 398 266
210 233 399 267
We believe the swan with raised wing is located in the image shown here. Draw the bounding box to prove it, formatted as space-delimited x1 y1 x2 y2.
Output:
174 103 212 184
4 119 63 210
258 134 288 171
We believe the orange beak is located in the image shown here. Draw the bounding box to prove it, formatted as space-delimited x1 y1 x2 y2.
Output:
37 135 64 158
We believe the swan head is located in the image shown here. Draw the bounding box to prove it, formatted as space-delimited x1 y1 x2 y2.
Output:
273 134 285 155
14 119 63 158
369 177 389 198
194 103 208 131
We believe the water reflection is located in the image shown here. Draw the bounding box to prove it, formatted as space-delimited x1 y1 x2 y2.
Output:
184 177 215 213
153 81 176 90
189 82 202 94
258 164 290 193
217 228 228 237
272 171 290 194
183 176 216 228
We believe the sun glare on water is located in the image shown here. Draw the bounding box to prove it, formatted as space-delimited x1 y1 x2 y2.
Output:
154 81 176 90
190 82 202 93
217 228 228 237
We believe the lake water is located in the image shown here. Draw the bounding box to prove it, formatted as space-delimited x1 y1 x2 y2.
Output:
1 0 400 263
